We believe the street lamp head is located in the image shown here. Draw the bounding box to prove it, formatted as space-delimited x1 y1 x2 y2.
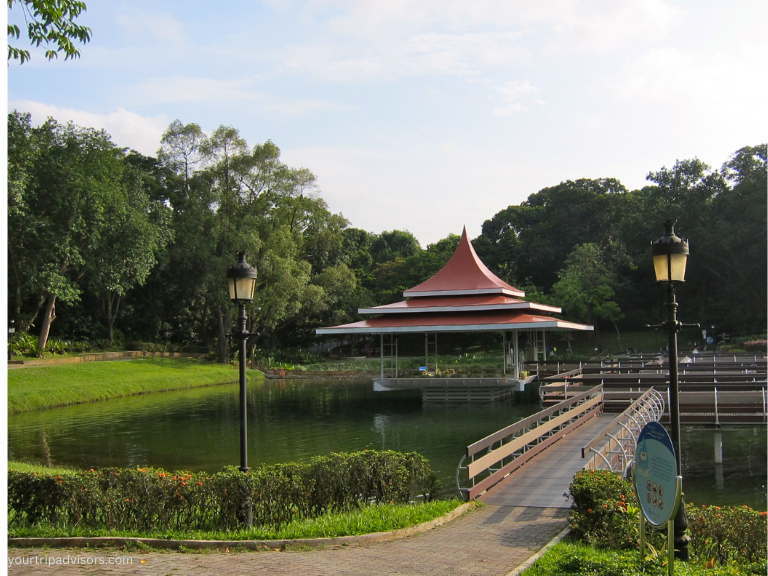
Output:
227 252 258 304
651 220 689 284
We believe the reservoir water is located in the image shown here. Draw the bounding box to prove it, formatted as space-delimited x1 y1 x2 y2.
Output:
8 378 766 508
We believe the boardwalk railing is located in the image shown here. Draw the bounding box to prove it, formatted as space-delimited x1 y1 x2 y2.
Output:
456 385 603 500
581 388 665 473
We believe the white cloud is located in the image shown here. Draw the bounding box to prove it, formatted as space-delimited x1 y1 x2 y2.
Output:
279 31 531 82
492 80 539 116
126 76 352 115
8 101 168 156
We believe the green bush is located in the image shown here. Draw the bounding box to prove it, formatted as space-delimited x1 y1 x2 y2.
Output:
687 504 767 565
567 469 643 549
567 470 767 569
8 451 437 533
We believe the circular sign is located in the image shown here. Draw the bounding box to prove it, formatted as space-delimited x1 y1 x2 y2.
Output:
633 421 679 526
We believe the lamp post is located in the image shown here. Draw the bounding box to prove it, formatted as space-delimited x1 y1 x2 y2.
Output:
651 220 691 560
8 320 15 361
226 252 258 474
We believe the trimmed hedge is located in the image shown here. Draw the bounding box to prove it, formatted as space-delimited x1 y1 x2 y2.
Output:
8 451 437 532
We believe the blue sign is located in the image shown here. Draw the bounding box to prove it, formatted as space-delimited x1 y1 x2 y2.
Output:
634 422 679 526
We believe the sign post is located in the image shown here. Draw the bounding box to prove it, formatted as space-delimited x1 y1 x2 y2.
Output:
634 421 683 575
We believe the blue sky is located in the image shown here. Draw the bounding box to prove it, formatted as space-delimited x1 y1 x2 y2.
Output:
6 0 767 246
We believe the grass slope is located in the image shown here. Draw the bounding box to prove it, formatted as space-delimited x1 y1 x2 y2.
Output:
7 358 263 413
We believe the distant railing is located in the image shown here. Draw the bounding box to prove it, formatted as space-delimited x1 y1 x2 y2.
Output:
456 385 603 500
581 388 665 473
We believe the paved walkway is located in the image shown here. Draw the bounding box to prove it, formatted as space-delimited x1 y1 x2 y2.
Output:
8 505 568 576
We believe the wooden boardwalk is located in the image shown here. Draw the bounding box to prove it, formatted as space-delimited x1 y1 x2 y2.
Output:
480 413 614 508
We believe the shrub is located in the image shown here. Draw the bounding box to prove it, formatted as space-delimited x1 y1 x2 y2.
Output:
567 470 642 549
567 470 767 569
8 451 437 533
687 504 767 565
743 339 767 353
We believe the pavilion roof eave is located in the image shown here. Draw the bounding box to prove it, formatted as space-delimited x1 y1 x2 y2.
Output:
357 302 562 315
316 320 593 335
402 287 525 298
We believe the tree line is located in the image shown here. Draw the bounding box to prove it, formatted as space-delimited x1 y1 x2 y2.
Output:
7 111 766 359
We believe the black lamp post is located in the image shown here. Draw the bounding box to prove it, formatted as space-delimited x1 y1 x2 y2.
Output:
651 220 691 560
226 252 258 474
8 320 15 361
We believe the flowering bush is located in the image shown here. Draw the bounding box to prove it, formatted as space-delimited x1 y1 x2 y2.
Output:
567 470 767 569
687 504 767 565
567 470 643 549
8 450 437 532
743 339 767 352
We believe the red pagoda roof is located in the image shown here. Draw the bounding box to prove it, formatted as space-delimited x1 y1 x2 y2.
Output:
316 311 590 334
403 228 525 298
358 294 561 315
316 226 593 335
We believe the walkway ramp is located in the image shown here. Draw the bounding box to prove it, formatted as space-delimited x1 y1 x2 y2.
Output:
480 413 612 508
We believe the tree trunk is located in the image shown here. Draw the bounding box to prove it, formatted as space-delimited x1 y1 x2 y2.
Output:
217 303 232 364
102 291 122 345
37 294 57 352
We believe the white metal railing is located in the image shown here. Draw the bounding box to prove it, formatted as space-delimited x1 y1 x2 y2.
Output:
582 387 665 473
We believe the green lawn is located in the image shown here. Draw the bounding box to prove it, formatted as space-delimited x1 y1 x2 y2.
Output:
7 358 264 413
8 500 467 542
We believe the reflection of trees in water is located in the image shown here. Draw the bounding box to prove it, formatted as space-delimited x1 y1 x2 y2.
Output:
38 428 52 467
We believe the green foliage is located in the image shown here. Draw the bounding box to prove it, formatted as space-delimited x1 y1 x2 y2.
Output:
9 499 463 541
687 504 767 565
567 470 767 570
567 470 642 549
8 451 438 534
525 541 766 576
7 0 92 64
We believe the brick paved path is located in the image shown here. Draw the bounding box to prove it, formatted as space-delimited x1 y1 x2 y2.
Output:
7 505 568 576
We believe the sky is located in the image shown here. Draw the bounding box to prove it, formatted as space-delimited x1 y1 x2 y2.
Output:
6 0 767 247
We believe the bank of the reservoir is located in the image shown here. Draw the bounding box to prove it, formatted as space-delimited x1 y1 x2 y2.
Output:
7 357 265 413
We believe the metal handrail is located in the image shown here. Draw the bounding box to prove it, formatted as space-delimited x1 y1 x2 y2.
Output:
582 387 665 472
457 385 603 498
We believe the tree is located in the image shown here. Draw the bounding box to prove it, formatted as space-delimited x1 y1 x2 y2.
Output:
7 112 169 351
86 161 172 343
551 243 624 340
7 0 92 64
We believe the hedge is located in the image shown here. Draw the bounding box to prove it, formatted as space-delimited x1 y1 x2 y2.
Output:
567 470 767 567
8 451 437 532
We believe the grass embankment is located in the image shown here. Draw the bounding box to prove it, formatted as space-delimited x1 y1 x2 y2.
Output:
9 500 465 542
7 358 264 413
523 540 765 576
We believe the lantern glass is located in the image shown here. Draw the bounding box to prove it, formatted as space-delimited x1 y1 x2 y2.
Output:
228 276 257 302
227 252 258 303
653 252 688 283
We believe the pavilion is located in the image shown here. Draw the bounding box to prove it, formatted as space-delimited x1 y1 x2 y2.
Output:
316 228 593 401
